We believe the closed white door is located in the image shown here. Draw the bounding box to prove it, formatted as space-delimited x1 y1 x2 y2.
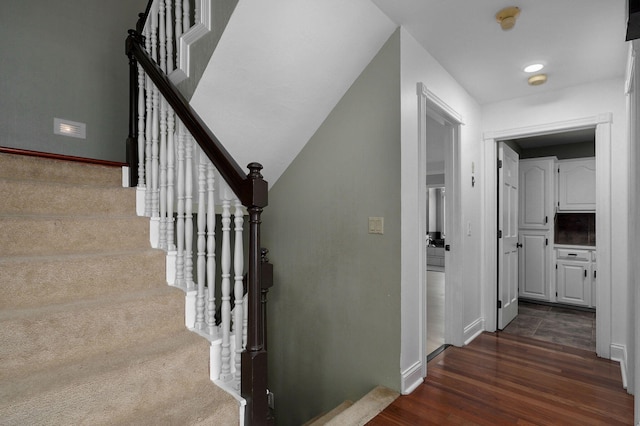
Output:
498 143 519 329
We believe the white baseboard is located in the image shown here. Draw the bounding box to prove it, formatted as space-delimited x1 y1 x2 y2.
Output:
610 343 628 389
185 290 197 329
149 217 160 248
166 250 177 285
464 318 485 345
401 361 423 394
136 186 146 217
122 166 130 188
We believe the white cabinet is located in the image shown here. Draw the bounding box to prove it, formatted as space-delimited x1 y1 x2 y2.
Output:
518 157 555 302
557 158 596 211
519 157 556 230
518 230 552 301
555 248 595 307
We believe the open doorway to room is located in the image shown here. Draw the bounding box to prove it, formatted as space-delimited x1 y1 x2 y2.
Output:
425 114 448 359
483 115 612 359
498 129 597 352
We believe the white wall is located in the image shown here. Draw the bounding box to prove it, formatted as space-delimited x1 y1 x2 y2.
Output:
399 28 483 391
482 78 629 355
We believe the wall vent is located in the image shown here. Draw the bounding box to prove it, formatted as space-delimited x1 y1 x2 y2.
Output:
54 118 86 139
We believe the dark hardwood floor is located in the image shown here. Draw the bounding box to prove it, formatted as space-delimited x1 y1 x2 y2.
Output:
368 332 633 425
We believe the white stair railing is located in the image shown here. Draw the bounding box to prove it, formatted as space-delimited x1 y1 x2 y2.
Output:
132 0 249 396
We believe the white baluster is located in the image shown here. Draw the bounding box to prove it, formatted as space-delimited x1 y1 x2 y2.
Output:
151 83 159 221
184 134 194 289
165 0 174 73
137 63 146 192
175 0 183 41
144 25 153 217
220 198 232 380
167 110 175 250
233 199 244 385
175 121 186 287
183 0 190 33
150 9 159 221
159 0 166 73
195 150 207 330
206 162 217 336
159 98 168 250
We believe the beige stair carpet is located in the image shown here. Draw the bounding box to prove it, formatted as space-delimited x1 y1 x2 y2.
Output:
0 153 238 425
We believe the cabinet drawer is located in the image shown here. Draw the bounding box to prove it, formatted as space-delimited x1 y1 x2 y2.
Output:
556 249 590 261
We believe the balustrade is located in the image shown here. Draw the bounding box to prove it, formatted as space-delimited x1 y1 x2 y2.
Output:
127 2 272 423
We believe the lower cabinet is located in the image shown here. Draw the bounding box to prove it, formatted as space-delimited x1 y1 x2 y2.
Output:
555 248 595 307
518 230 551 301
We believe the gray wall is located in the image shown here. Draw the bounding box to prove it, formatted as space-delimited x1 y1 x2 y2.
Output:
262 30 401 425
0 0 147 161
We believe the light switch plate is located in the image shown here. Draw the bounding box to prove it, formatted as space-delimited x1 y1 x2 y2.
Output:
368 217 384 234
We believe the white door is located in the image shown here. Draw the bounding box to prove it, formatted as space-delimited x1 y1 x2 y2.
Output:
498 143 519 329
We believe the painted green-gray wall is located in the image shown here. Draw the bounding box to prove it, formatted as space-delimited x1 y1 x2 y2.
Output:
0 0 147 161
262 30 401 425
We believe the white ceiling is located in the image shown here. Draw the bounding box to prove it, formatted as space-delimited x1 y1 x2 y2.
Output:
371 0 629 104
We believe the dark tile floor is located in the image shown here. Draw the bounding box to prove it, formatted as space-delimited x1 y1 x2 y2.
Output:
502 300 596 352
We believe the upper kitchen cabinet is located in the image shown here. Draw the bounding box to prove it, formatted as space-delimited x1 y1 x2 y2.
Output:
557 158 596 211
519 157 557 230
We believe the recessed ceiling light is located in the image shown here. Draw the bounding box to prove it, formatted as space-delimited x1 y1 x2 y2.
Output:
524 63 544 73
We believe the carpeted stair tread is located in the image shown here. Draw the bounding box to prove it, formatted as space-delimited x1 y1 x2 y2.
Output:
0 249 166 309
324 386 399 426
0 215 151 256
0 154 236 425
0 286 185 380
0 178 136 216
0 153 122 186
0 330 238 426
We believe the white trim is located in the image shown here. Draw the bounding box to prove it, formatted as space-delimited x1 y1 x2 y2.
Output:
166 250 177 285
185 290 197 329
122 166 130 188
136 186 146 217
416 82 464 382
149 217 160 248
481 114 613 360
611 344 628 389
626 43 636 95
418 84 465 125
401 361 424 395
463 318 485 345
170 0 212 85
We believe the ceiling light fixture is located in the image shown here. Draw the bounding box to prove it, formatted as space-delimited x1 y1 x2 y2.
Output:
528 74 548 86
524 63 544 73
496 6 521 31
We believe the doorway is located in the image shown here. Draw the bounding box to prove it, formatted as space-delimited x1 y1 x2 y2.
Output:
496 131 598 351
483 114 613 358
418 83 463 368
425 113 448 358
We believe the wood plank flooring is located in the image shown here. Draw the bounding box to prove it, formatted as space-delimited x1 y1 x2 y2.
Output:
368 332 633 425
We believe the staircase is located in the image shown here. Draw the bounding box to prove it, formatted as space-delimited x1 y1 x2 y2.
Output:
0 152 239 425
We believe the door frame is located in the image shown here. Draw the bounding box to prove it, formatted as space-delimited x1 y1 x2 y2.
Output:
481 114 613 358
417 83 464 374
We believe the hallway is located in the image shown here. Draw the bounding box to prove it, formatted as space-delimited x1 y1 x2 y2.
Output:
368 332 632 425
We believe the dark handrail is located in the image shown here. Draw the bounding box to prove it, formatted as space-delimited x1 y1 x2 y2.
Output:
126 31 258 206
126 13 271 424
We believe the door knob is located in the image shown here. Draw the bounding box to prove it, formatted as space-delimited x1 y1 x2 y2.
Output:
516 243 523 248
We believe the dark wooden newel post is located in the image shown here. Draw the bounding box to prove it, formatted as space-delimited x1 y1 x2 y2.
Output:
242 163 272 425
125 29 140 188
